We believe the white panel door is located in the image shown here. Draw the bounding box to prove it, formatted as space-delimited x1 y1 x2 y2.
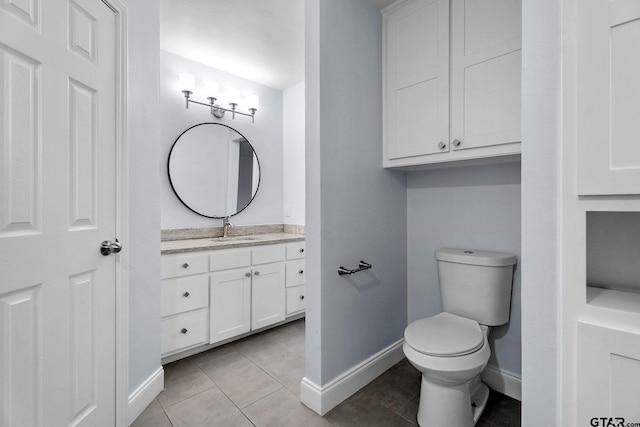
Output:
450 0 521 151
210 269 251 344
251 263 285 330
577 0 640 195
385 0 450 160
0 1 118 426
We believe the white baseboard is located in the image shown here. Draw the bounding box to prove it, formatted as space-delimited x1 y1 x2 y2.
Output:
300 339 405 415
481 364 521 401
128 367 164 425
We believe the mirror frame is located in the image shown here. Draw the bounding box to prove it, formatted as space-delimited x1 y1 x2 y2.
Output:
167 122 261 219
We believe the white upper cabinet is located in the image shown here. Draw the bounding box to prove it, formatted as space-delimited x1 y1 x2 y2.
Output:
384 0 450 160
577 0 640 195
383 0 521 168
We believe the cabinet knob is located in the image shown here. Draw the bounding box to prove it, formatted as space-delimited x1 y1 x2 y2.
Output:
182 291 190 298
245 272 251 278
299 295 305 300
299 248 304 253
299 270 304 274
254 271 260 276
437 141 446 150
181 328 188 334
452 139 461 147
182 263 189 269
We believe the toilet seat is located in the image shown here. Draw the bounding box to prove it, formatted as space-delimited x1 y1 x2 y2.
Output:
405 312 484 357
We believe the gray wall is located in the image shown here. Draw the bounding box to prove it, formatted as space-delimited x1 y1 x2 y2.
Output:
407 162 522 376
521 0 562 424
305 0 408 385
160 50 284 229
122 0 162 395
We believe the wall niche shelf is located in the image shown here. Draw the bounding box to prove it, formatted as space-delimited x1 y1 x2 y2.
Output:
586 211 640 313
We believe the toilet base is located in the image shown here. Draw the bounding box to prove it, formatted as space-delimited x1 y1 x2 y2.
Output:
416 376 490 427
470 380 490 424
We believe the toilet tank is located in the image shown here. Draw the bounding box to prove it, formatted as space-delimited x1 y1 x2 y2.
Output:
436 248 516 326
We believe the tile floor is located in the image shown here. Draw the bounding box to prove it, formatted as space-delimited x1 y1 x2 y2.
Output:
132 319 520 427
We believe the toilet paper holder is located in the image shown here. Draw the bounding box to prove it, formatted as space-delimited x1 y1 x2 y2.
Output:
338 261 372 276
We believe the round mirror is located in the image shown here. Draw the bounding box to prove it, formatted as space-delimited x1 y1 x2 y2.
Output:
168 123 261 218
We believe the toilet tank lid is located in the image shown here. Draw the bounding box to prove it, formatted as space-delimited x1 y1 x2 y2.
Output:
436 248 516 267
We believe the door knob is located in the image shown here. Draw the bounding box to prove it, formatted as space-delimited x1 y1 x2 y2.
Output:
100 239 122 256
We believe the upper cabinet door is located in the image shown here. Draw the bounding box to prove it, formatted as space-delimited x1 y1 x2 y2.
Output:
577 0 640 195
449 0 521 152
384 0 450 161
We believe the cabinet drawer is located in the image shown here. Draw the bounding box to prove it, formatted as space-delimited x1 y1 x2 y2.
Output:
286 285 306 315
286 242 306 260
161 308 208 355
161 253 208 279
161 275 209 317
285 259 305 288
252 244 286 265
210 249 251 272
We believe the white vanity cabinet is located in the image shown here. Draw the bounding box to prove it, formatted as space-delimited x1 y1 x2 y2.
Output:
160 253 210 356
209 249 252 344
208 242 305 344
285 242 306 315
161 239 306 358
383 0 521 168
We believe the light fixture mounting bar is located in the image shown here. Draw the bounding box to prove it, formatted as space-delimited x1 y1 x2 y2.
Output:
183 97 256 123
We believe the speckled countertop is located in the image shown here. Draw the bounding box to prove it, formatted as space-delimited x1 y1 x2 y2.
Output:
160 224 305 255
161 232 305 255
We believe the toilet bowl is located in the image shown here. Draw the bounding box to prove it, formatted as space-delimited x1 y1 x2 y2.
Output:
404 248 516 427
403 312 491 426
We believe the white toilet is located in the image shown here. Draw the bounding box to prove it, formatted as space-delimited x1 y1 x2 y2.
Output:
403 248 516 427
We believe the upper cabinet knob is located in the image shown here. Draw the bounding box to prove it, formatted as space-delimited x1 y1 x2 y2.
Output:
437 141 446 150
452 139 462 147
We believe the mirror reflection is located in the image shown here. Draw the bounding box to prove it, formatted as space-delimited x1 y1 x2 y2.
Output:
168 123 260 218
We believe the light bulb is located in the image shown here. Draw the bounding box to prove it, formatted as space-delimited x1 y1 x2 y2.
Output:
204 81 220 100
178 73 195 93
245 92 259 112
226 87 240 106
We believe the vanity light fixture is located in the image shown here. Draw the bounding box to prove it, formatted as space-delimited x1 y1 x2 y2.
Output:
179 73 259 123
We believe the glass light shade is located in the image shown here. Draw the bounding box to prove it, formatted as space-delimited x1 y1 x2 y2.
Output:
179 73 195 93
204 81 220 99
245 93 259 111
226 87 240 105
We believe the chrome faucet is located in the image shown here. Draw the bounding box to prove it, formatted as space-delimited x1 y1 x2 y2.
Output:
222 216 233 237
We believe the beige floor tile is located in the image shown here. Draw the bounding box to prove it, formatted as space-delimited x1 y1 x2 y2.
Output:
243 387 334 427
130 398 172 427
252 349 305 396
165 387 254 427
201 351 283 408
157 362 215 408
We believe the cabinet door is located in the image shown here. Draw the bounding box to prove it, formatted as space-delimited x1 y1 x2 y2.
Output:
577 0 640 195
384 0 450 161
251 263 286 330
450 0 521 152
210 269 251 344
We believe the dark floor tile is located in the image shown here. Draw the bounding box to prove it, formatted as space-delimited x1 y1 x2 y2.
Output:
359 370 420 413
326 391 416 427
480 391 521 426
